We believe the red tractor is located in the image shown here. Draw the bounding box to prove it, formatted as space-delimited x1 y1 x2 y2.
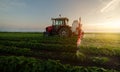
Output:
44 17 83 37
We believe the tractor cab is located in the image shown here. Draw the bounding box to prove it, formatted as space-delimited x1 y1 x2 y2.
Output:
51 17 69 34
51 17 69 26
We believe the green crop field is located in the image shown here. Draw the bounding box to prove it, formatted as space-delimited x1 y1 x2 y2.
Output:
0 32 120 72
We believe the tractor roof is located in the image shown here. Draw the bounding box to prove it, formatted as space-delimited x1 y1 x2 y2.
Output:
51 17 69 21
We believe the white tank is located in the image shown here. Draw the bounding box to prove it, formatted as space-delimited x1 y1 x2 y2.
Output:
72 20 79 35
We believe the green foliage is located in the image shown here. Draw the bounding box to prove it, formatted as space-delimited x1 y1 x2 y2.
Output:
91 57 110 64
0 45 32 56
0 32 120 71
0 56 118 72
0 40 76 52
76 50 86 61
79 45 120 56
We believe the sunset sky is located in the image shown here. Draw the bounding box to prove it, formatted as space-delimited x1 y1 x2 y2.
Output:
0 0 120 32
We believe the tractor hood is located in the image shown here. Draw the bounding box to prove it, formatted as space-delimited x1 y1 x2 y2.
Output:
46 26 53 32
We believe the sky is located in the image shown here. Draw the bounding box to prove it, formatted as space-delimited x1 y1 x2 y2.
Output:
0 0 120 32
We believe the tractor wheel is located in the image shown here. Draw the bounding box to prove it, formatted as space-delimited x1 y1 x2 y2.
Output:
58 27 72 37
43 31 50 36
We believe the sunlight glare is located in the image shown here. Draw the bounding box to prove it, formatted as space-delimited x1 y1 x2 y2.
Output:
102 20 120 29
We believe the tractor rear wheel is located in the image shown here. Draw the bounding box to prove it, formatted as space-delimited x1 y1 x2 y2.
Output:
58 27 72 37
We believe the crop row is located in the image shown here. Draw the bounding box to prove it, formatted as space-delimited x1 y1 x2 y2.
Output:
0 56 118 72
0 39 76 45
0 41 77 52
0 46 111 64
1 45 120 70
1 40 120 57
0 33 77 45
0 45 32 56
0 45 77 61
0 43 120 70
79 45 120 56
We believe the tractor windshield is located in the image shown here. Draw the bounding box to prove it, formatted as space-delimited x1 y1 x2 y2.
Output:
52 19 68 26
55 20 63 25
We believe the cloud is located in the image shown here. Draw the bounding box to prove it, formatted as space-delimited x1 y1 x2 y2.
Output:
101 0 120 12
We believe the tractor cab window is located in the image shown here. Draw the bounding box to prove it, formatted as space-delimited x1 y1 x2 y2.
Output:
55 20 63 25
